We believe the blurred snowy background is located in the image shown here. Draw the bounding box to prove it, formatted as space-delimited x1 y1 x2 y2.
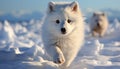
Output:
0 0 120 69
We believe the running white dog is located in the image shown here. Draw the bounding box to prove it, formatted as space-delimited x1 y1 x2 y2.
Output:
90 12 109 37
42 1 84 69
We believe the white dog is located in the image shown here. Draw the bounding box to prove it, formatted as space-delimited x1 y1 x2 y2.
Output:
90 12 109 37
42 1 84 69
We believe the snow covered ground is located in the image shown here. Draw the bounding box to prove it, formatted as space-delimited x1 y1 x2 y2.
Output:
0 17 120 69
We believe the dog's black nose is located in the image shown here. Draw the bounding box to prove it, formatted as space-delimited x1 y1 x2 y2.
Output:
97 23 100 27
61 28 66 34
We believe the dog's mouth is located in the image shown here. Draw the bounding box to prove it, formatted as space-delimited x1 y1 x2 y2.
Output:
61 28 66 34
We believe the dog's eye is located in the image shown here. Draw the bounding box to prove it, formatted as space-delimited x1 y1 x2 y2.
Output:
56 20 60 24
95 19 98 22
67 19 72 23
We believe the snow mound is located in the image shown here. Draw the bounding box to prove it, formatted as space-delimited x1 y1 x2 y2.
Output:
0 20 16 42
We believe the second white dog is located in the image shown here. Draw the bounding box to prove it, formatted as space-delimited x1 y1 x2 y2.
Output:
90 12 109 37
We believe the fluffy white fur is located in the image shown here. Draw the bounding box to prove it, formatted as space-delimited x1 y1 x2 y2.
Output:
42 1 84 69
90 12 109 37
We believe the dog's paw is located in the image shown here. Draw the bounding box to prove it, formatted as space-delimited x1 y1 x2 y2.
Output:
53 54 65 64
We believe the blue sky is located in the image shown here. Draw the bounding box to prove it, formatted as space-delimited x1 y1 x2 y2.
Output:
0 0 120 14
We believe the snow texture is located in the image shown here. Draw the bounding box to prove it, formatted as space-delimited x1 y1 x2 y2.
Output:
0 17 120 69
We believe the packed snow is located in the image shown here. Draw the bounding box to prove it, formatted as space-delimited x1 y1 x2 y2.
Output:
0 16 120 69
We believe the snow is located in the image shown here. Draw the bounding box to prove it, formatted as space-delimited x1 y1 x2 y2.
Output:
0 17 120 69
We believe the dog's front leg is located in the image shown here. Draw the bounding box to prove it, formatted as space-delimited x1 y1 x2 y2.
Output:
53 46 65 64
47 45 65 64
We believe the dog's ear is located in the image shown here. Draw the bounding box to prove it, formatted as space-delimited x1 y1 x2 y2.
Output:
48 1 55 13
70 1 79 12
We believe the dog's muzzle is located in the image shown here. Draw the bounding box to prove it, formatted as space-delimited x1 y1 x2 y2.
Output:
61 28 66 34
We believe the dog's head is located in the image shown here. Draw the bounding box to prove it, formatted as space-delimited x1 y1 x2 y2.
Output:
43 1 82 37
92 12 107 27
